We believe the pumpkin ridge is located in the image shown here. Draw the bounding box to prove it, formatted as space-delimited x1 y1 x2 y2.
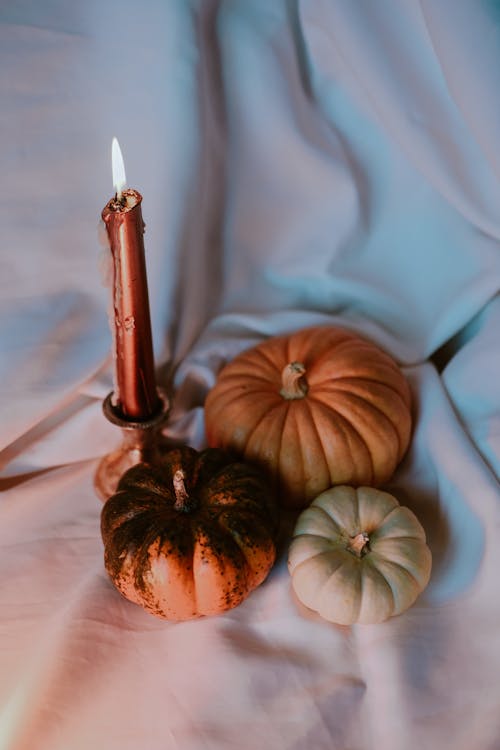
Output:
318 556 361 622
320 550 349 573
103 507 161 564
205 387 244 429
199 460 279 534
139 537 195 619
191 524 206 615
101 493 149 540
303 505 344 539
313 491 361 538
359 559 396 622
193 521 249 613
275 399 291 495
216 509 275 582
204 473 262 498
313 389 406 483
313 495 362 542
324 340 406 371
117 471 173 498
302 397 335 491
370 506 427 541
287 343 342 380
226 349 277 371
316 388 403 459
370 553 420 584
216 506 273 534
352 559 367 622
265 403 291 496
204 479 276 530
297 548 345 577
346 341 403 365
242 401 285 457
130 525 172 595
302 337 371 366
369 550 426 589
239 394 290 483
134 524 193 593
293 329 354 369
309 396 376 485
252 343 285 372
314 337 371 363
307 404 374 489
371 532 429 547
313 376 410 414
313 373 409 403
367 556 424 615
210 372 279 390
209 390 280 453
221 343 281 380
292 530 339 549
207 385 269 418
194 516 245 565
278 402 308 500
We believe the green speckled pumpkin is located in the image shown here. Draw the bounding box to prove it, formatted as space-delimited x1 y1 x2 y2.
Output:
100 446 278 620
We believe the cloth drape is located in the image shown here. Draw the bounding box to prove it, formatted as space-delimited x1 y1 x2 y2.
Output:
1 1 499 748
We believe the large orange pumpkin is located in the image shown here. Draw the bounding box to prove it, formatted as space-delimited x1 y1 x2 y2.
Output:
101 446 278 620
204 326 412 508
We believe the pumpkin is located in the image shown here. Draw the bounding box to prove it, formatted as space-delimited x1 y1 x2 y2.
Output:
100 446 278 620
288 485 432 624
204 326 412 508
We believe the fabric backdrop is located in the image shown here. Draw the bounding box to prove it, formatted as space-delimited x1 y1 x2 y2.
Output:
1 1 499 748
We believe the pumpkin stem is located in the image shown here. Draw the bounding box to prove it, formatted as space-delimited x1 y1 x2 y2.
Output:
173 469 190 512
280 362 309 400
348 532 370 558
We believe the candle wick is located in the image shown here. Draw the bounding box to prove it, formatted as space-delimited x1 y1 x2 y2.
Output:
115 190 125 206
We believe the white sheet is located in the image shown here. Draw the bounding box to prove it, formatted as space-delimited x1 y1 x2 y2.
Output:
1 1 499 748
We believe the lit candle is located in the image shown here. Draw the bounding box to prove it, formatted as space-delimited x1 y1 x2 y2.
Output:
101 138 160 420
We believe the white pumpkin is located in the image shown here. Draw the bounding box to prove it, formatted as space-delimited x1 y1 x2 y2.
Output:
288 485 432 625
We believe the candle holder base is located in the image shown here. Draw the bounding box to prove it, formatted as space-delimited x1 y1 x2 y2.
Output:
94 388 171 502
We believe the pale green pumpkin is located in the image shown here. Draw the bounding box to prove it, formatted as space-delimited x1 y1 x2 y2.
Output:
288 485 432 625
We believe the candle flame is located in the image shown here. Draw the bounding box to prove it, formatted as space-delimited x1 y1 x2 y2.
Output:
112 137 127 201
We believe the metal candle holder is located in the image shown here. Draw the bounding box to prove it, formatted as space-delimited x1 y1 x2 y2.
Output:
94 387 171 502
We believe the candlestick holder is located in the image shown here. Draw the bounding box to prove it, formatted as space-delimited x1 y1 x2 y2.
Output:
94 387 171 501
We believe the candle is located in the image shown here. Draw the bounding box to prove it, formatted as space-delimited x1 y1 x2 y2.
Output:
101 138 160 420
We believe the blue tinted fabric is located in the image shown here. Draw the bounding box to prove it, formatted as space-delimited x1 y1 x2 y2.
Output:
0 2 499 748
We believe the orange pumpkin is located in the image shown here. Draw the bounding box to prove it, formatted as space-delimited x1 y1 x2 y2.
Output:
101 446 278 620
204 326 412 508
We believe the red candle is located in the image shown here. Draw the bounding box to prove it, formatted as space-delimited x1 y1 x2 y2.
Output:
101 138 159 420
